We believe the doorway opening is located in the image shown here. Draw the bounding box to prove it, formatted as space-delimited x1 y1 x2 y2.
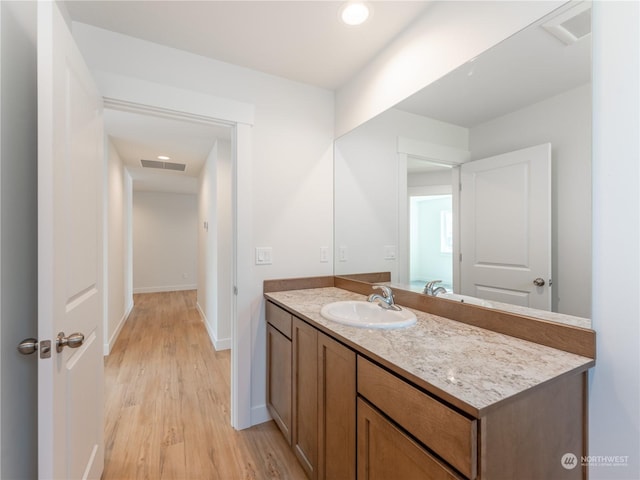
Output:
409 191 453 291
102 101 239 424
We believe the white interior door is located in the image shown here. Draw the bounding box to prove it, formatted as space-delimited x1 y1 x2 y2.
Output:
37 2 104 479
460 143 551 310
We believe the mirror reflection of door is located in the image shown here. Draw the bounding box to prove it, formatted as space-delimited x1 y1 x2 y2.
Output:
409 190 453 291
407 145 551 311
460 143 552 310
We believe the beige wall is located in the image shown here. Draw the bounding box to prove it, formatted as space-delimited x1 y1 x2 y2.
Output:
132 191 198 293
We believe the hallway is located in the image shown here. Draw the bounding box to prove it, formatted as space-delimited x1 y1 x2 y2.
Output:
103 291 306 479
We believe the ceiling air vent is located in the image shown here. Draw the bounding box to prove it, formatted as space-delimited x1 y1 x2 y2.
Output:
542 2 592 45
141 159 186 172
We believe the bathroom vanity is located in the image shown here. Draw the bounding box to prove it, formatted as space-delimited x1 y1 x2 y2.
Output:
264 276 595 480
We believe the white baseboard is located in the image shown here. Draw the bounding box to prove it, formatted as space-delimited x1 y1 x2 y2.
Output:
103 300 134 356
214 337 231 351
197 302 231 351
251 404 272 426
133 284 197 294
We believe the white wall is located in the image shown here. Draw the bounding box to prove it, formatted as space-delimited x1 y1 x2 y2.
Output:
104 139 132 354
0 2 38 478
72 23 335 426
197 138 233 351
334 108 467 278
132 191 198 293
589 1 639 478
216 140 233 348
335 1 563 136
197 142 216 341
470 84 591 318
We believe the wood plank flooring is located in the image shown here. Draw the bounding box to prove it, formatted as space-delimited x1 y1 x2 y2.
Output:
103 291 307 480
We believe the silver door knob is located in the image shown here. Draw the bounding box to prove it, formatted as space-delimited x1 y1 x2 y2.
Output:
56 332 84 353
17 338 38 355
533 277 546 287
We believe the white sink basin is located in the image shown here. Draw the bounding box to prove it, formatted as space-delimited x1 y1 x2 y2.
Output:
438 293 493 308
320 301 417 329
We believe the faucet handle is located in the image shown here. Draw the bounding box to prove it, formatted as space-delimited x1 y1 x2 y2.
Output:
372 285 392 298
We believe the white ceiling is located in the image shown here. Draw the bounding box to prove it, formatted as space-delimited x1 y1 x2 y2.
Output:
104 108 230 178
64 0 433 90
66 1 590 193
395 4 591 128
64 0 433 193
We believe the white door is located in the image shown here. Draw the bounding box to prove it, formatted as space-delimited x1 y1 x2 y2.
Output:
460 143 551 310
37 2 104 478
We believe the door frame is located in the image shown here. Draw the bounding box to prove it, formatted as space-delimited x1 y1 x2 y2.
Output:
397 137 468 287
100 76 255 429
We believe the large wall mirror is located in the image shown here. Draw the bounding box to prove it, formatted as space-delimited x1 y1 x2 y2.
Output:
334 3 592 327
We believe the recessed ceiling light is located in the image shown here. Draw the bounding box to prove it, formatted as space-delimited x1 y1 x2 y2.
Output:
157 155 171 160
340 2 370 26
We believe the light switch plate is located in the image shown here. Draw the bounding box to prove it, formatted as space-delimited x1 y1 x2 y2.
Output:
384 245 397 260
255 247 273 265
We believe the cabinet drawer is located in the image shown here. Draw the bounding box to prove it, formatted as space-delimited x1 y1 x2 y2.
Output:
358 398 463 480
357 357 477 479
266 301 292 339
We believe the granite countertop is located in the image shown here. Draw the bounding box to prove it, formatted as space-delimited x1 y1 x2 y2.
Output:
265 287 594 417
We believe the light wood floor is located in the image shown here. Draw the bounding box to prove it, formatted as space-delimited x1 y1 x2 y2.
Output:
103 290 306 480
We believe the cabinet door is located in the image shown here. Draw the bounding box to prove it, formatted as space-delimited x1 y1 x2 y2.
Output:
357 398 462 480
318 332 356 480
266 324 292 444
293 318 318 479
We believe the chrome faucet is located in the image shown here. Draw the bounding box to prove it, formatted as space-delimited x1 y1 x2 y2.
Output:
367 285 402 311
424 280 447 296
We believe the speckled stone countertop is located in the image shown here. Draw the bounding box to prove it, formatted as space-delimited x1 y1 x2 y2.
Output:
265 287 594 417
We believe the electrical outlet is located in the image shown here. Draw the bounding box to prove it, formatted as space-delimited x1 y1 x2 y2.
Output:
339 246 348 262
320 246 329 263
255 247 273 265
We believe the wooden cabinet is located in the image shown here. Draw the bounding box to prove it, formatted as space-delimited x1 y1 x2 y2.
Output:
266 303 293 444
292 317 318 478
267 302 356 480
266 324 292 443
357 398 462 480
357 355 586 480
267 298 586 480
358 356 476 479
317 332 356 480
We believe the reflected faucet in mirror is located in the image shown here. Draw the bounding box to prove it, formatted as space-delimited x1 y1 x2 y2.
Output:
424 280 447 296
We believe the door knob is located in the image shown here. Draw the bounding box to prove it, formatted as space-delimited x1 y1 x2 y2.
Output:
17 338 39 355
17 338 52 358
56 332 85 353
533 277 546 287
